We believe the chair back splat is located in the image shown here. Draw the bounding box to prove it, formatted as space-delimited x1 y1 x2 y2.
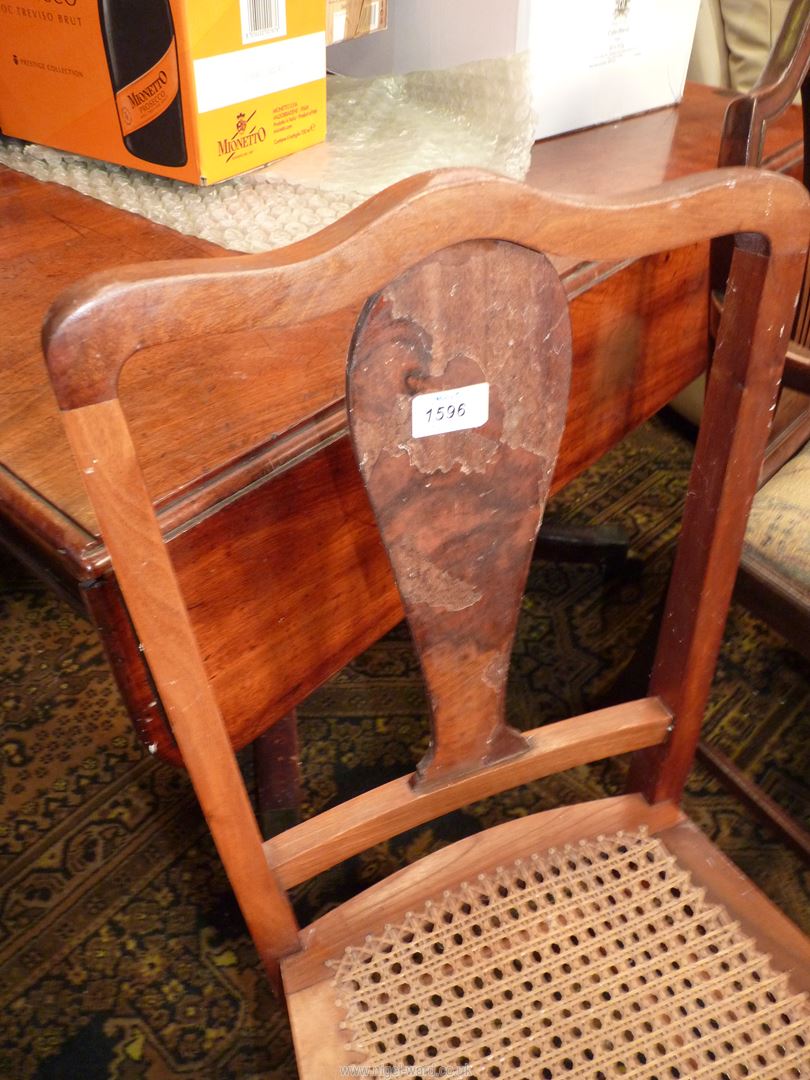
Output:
348 240 571 789
42 167 810 1072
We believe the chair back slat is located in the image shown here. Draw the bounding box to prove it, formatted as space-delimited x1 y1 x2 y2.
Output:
348 241 571 789
264 699 672 888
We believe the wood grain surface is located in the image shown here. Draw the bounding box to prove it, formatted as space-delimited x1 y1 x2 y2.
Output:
43 169 809 993
1 85 805 763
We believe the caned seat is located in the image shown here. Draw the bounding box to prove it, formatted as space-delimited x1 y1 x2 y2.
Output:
308 828 808 1077
42 167 810 1078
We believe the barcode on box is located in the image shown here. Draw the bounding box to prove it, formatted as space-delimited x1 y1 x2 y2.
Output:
411 383 489 439
240 0 287 44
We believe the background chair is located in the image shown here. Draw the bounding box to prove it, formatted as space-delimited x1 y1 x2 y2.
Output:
532 2 810 580
713 0 810 463
598 0 810 697
42 167 809 1076
688 0 797 95
690 0 810 859
716 0 810 578
679 0 810 449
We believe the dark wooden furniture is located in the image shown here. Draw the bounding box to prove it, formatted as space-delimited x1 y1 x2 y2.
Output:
714 0 810 482
42 167 810 1075
723 0 810 625
694 0 810 860
0 84 804 772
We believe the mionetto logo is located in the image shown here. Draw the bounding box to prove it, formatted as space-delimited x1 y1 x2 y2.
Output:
218 110 267 160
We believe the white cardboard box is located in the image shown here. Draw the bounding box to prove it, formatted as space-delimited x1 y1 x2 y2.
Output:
327 0 701 140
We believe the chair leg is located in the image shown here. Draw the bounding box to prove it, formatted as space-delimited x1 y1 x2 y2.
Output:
610 573 810 863
254 710 302 838
696 740 810 861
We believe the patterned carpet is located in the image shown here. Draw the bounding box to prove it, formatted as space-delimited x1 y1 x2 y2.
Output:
1 417 808 1080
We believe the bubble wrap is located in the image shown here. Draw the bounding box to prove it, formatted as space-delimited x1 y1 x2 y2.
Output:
0 55 533 254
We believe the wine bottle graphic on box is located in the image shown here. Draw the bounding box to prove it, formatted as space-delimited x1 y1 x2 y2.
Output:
98 0 188 168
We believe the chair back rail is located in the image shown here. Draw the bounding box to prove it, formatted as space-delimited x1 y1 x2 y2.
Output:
44 168 809 986
46 168 804 408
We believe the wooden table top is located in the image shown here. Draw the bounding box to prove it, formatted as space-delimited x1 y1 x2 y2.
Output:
0 83 803 582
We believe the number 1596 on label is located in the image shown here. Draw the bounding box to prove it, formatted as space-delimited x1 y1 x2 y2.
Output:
411 382 490 439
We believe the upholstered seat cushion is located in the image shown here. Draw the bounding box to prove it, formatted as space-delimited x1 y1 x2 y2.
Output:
744 440 810 593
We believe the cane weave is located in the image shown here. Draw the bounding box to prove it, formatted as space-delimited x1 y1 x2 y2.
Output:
330 830 810 1079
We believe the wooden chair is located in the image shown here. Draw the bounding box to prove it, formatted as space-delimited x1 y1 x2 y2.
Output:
718 0 810 621
690 0 810 860
713 0 810 483
42 167 810 1077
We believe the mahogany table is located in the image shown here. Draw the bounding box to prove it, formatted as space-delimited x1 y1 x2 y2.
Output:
0 83 803 766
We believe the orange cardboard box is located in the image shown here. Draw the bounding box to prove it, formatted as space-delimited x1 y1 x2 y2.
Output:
0 0 326 184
